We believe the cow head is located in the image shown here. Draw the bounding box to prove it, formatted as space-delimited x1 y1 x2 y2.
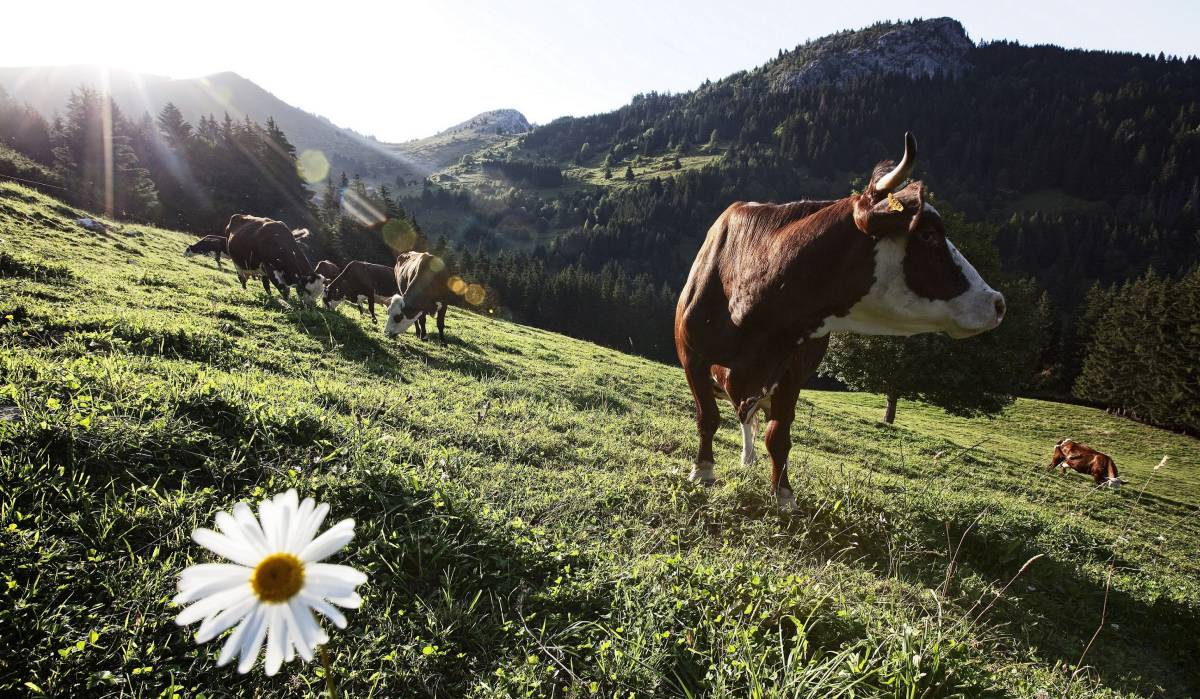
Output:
384 293 418 337
834 133 1006 339
298 273 325 305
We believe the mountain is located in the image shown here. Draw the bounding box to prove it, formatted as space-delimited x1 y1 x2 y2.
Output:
0 66 428 184
766 16 973 90
384 108 532 172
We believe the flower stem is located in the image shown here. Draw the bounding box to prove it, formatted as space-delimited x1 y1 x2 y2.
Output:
319 645 338 698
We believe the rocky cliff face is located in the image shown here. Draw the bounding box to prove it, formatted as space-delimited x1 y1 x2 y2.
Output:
769 18 974 91
437 109 532 137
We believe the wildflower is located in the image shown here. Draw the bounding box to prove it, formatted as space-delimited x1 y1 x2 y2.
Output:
174 489 367 675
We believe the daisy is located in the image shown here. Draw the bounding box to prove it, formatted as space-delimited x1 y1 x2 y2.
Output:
173 489 367 675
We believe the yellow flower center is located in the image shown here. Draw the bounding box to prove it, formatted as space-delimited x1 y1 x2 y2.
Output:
251 553 305 603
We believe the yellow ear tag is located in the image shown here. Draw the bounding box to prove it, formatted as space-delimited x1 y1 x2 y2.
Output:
886 192 904 212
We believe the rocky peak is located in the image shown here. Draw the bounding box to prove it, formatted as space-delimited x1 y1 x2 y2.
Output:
439 109 532 137
769 18 974 92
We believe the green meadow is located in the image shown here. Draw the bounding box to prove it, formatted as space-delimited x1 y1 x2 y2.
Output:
1 180 1196 697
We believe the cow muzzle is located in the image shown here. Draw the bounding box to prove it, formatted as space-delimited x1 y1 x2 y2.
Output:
947 290 1006 339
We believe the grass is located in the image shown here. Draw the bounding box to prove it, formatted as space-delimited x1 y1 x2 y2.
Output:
0 179 1197 697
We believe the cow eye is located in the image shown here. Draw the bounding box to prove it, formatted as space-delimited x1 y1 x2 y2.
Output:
393 315 403 323
915 229 936 244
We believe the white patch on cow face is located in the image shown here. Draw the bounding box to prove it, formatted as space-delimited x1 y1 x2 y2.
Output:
384 294 414 337
812 215 1005 340
302 276 325 304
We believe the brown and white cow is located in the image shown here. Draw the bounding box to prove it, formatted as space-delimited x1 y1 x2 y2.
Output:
225 214 324 303
384 252 451 344
324 260 399 322
1048 438 1125 488
676 133 1006 509
183 235 228 267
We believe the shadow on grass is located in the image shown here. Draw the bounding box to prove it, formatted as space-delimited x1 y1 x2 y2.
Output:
712 474 1200 698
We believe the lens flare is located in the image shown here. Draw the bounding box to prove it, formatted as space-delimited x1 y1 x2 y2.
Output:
382 218 416 251
447 276 467 295
296 150 330 184
341 189 387 227
429 256 446 273
464 284 486 306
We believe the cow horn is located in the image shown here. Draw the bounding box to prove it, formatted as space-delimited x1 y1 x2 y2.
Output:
874 132 917 193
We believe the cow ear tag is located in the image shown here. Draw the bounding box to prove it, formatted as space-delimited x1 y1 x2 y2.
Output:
886 192 905 212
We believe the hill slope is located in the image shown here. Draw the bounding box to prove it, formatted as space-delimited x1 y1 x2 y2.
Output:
1 182 1197 696
386 108 532 173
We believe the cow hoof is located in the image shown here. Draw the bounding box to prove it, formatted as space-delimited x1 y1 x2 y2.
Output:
688 462 716 484
775 488 797 512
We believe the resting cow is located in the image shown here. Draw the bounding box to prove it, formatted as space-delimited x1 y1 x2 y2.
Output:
184 235 228 267
224 214 324 303
1048 438 1125 488
384 252 451 344
676 133 1006 509
324 260 399 322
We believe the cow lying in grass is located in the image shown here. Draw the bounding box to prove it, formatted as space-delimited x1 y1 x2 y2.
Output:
183 235 228 267
1049 438 1126 488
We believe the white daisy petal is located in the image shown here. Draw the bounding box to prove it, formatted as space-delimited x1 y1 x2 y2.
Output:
214 511 256 551
218 604 263 667
327 591 362 609
298 590 347 629
196 589 257 643
192 528 262 567
174 570 252 606
237 603 271 673
265 606 286 676
283 598 315 662
298 520 355 563
232 502 271 555
177 564 252 595
257 500 280 551
285 498 317 553
306 563 368 587
293 502 330 555
176 584 255 626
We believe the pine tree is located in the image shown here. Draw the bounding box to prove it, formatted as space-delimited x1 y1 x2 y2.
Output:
624 165 635 181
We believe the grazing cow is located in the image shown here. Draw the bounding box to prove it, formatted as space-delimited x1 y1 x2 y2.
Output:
323 260 399 321
314 260 342 281
224 214 324 302
676 133 1006 509
384 252 451 344
1048 438 1125 488
184 235 228 267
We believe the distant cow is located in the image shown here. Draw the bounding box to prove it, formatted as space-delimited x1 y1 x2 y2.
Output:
676 133 1006 509
324 260 398 322
184 235 228 267
224 214 324 303
384 252 451 343
1048 438 1125 488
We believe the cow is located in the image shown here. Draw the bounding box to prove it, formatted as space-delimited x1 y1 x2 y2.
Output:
323 260 399 322
384 251 451 344
1048 438 1125 488
184 235 228 267
675 133 1006 509
314 260 342 281
224 214 324 303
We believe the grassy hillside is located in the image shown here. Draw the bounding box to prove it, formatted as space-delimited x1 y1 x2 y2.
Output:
1 181 1197 697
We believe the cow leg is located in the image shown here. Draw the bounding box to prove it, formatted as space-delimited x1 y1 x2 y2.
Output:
436 303 447 345
237 271 248 289
260 273 273 296
681 355 720 483
416 314 428 340
368 296 377 323
764 379 800 510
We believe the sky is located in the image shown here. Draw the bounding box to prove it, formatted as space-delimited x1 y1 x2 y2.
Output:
3 0 1197 142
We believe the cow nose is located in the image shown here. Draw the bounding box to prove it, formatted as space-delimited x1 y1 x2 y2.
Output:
993 293 1006 322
